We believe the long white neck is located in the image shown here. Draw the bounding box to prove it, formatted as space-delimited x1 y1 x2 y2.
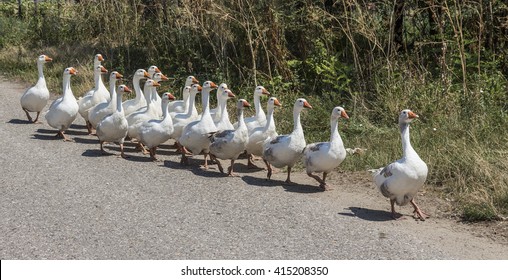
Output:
219 98 229 123
151 79 160 102
292 107 303 133
201 89 211 116
37 61 45 80
133 75 143 101
237 107 246 130
116 93 124 114
330 117 343 147
254 94 266 119
109 79 117 108
162 101 172 126
98 73 106 91
400 123 415 158
93 71 101 91
263 105 276 133
62 74 73 101
143 85 153 106
183 91 191 111
185 92 197 117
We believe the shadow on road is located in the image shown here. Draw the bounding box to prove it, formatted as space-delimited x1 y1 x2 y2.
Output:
339 207 394 222
36 128 89 136
74 137 99 144
7 118 31 124
163 158 227 178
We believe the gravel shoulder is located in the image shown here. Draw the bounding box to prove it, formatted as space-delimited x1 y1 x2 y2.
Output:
1 76 507 259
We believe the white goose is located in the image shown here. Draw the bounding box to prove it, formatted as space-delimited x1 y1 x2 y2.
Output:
209 99 251 176
370 109 429 220
83 54 104 98
169 75 199 114
263 98 312 183
303 106 349 190
96 85 132 158
20 54 52 123
45 67 79 141
244 85 270 132
139 92 176 161
152 72 169 118
126 79 161 143
210 83 228 121
77 65 109 134
213 88 236 131
122 69 151 116
88 71 123 129
170 84 201 148
245 97 281 168
178 81 218 168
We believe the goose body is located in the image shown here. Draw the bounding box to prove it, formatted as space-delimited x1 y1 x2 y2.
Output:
370 109 429 220
209 99 251 176
45 67 79 141
96 85 132 158
122 69 151 116
303 106 349 190
245 97 281 158
169 75 199 114
126 79 161 141
171 84 201 142
263 98 312 183
179 81 218 167
20 54 52 123
213 88 235 131
88 71 123 128
139 92 176 160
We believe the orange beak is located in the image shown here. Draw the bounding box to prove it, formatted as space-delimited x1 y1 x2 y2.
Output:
167 93 176 100
197 85 203 92
303 101 312 109
242 100 251 107
273 98 281 107
408 111 419 119
69 68 77 75
100 66 108 73
262 88 270 95
143 71 150 78
227 90 235 98
154 67 161 73
115 72 123 79
161 74 169 81
152 81 161 87
123 86 132 93
97 54 104 62
341 110 350 119
44 56 53 62
210 82 218 89
192 77 199 84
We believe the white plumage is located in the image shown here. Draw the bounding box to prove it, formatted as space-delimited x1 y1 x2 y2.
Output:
88 71 123 128
122 69 150 116
20 54 52 123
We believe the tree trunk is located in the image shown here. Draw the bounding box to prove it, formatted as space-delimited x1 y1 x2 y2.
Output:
17 0 22 18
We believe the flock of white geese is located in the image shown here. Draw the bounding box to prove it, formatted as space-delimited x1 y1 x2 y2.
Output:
19 54 429 221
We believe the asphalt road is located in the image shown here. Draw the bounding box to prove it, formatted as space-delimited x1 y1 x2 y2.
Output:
1 76 507 259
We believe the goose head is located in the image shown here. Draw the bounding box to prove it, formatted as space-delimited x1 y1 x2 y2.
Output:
399 109 418 125
117 85 131 95
161 92 176 103
109 71 123 83
267 97 282 110
294 98 312 112
237 99 251 109
220 88 235 101
95 65 108 75
153 72 169 82
95 54 104 63
332 106 349 120
64 67 78 76
147 65 161 77
190 84 202 96
217 83 228 94
254 86 270 97
186 76 199 86
144 79 161 89
203 81 218 92
134 69 151 80
38 54 52 64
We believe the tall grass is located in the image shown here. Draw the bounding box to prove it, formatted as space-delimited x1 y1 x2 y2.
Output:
1 0 507 220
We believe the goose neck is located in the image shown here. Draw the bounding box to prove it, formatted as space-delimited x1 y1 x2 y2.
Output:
400 123 415 158
143 85 152 105
37 61 45 79
133 75 143 101
219 98 229 121
237 108 246 129
330 117 343 146
116 92 124 113
263 106 276 132
201 89 210 115
186 92 197 117
292 108 303 133
254 94 266 119
62 74 72 101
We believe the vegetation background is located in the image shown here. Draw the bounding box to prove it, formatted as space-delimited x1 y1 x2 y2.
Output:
0 0 507 221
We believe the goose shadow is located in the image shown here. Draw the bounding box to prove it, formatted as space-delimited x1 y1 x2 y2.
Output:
73 137 99 145
338 207 395 222
163 158 227 178
7 118 32 124
36 128 89 136
82 149 108 157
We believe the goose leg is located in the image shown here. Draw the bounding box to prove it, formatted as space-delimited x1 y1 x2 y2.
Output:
100 141 109 155
33 112 42 123
410 198 430 221
120 143 128 158
227 159 238 177
136 142 149 154
390 199 404 220
57 131 72 142
86 121 94 135
284 167 293 184
247 153 260 169
180 153 189 165
150 147 158 161
22 108 33 122
307 172 331 190
321 172 332 190
202 153 209 169
211 155 224 173
265 159 273 180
